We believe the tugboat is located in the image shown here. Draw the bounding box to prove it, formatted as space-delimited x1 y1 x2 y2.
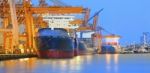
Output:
35 28 74 58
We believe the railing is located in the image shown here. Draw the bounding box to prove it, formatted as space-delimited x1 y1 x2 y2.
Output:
0 54 37 60
0 47 37 55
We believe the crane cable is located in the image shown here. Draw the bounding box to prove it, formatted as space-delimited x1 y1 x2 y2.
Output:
49 0 68 6
96 25 114 35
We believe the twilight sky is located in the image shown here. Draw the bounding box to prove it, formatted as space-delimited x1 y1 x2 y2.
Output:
32 0 150 46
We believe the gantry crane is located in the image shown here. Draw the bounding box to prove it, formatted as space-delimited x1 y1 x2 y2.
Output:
77 8 104 53
77 8 103 35
0 0 87 54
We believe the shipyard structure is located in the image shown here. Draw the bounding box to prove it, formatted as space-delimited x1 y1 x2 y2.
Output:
0 0 121 58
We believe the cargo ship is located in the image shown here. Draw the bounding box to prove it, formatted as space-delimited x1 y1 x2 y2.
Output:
35 28 75 58
101 45 116 54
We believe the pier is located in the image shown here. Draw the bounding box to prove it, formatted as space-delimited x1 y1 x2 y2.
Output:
0 54 37 61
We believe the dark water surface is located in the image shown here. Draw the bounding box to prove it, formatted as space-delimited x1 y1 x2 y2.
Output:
0 54 150 73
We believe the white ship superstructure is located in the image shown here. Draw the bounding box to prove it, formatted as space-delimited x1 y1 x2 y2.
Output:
42 14 79 29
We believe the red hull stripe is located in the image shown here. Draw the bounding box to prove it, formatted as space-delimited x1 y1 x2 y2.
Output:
38 50 75 58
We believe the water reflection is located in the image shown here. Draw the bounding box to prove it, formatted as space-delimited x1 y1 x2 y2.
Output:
105 54 119 73
106 54 111 65
106 54 111 73
19 58 29 61
0 54 150 73
0 58 37 73
114 54 119 73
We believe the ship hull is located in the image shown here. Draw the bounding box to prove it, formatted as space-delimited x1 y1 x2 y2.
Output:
36 28 75 58
38 50 74 58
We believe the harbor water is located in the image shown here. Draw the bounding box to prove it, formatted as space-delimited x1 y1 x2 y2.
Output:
0 54 150 73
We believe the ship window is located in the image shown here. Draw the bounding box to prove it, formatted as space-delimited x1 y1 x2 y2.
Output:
65 18 70 19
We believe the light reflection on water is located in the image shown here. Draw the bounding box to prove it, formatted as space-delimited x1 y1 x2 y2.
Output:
105 54 119 73
0 54 150 73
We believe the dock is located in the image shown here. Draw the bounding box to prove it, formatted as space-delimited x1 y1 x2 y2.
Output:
0 54 37 61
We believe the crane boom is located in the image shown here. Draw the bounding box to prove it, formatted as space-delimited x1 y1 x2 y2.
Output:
87 8 103 23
